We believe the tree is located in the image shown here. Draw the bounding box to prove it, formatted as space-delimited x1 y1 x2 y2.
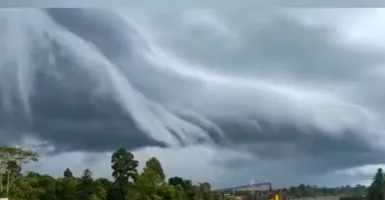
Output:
174 185 188 200
9 177 39 200
169 177 190 191
145 157 165 182
368 168 385 200
159 184 187 200
132 169 162 200
111 148 139 200
56 177 78 200
197 182 212 200
77 169 94 200
77 169 107 200
24 172 57 200
131 157 167 200
131 157 170 200
64 168 73 178
111 148 139 184
93 180 107 200
0 146 39 198
95 178 111 200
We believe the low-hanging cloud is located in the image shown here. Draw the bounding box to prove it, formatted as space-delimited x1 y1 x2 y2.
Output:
1 7 385 186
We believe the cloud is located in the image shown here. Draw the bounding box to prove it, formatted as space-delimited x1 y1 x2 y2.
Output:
2 0 385 8
1 7 385 187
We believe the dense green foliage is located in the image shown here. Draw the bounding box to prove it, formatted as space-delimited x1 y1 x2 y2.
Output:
0 146 384 200
367 168 385 200
0 146 39 198
287 184 367 198
0 146 215 200
219 184 368 199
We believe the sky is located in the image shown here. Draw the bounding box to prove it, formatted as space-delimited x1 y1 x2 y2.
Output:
1 1 385 189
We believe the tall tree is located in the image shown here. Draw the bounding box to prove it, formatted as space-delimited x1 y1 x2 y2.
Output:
130 157 167 200
111 148 138 200
133 169 161 200
368 168 385 200
0 146 39 198
145 157 165 182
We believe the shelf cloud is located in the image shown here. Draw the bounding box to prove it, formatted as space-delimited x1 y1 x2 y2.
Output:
1 6 385 187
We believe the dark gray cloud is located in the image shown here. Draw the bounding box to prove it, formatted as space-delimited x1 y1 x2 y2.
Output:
1 0 385 8
1 7 385 186
0 9 166 152
154 10 384 83
46 9 135 59
214 120 385 173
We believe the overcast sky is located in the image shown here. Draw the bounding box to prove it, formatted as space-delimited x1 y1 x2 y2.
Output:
1 2 385 189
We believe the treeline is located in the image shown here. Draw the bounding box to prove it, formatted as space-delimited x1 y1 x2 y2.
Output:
286 184 367 198
286 168 385 200
1 145 384 200
0 146 216 200
222 184 368 199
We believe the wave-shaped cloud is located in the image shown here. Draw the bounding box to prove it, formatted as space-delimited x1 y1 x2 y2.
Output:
1 7 385 185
